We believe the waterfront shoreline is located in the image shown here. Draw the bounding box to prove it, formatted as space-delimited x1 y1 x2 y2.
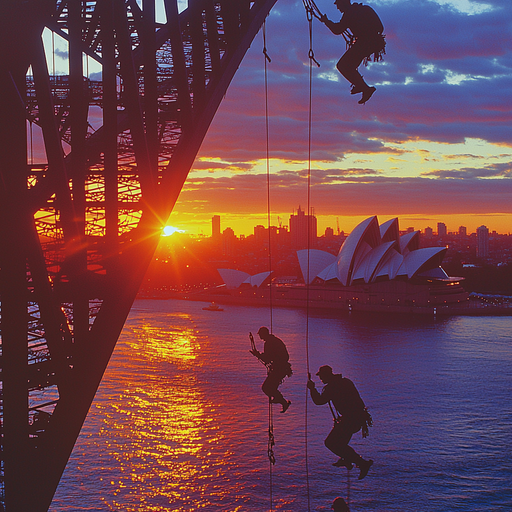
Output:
138 289 512 316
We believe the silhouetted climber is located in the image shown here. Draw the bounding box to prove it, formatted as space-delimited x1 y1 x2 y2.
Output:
308 365 373 479
332 496 350 511
320 0 385 104
250 327 292 413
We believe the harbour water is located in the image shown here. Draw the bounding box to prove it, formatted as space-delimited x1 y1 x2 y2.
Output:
50 299 512 511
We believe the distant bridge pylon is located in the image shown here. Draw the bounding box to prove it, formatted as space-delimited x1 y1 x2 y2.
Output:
0 0 277 509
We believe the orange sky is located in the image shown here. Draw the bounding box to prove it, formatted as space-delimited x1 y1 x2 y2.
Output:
164 0 511 238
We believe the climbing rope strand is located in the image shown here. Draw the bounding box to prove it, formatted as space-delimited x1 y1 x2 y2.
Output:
302 0 323 20
303 6 318 511
263 21 275 512
268 398 275 511
303 1 321 68
263 20 273 334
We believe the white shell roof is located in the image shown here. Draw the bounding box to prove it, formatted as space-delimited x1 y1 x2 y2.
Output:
297 249 337 284
374 249 404 281
297 216 450 287
243 271 272 287
379 218 400 247
317 261 338 281
399 230 420 255
336 216 380 286
217 268 250 289
396 247 447 279
366 241 397 283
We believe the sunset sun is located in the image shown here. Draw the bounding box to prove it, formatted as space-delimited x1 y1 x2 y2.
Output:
162 225 184 236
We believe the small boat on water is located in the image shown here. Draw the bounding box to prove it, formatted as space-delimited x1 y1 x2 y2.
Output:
202 302 224 311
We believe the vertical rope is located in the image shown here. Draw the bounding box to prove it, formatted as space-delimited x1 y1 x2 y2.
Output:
304 6 319 511
263 20 273 334
268 397 276 511
263 21 275 512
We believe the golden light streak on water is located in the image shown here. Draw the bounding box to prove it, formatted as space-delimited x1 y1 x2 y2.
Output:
90 317 240 511
132 320 199 365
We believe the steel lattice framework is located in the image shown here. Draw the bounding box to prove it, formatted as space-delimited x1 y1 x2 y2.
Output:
0 0 277 509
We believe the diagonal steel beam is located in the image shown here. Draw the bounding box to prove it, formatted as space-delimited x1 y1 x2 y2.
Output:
0 1 278 510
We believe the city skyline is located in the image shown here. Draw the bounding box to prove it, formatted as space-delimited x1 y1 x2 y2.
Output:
163 211 511 239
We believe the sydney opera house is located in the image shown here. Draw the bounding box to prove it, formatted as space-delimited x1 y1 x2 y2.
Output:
215 216 469 314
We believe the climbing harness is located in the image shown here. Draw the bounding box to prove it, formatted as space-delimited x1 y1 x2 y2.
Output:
328 401 374 439
303 0 354 58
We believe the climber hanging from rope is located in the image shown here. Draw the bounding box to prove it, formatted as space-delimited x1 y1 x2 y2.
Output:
319 0 386 104
250 327 292 413
307 365 373 479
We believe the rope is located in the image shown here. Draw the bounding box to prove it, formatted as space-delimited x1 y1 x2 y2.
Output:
263 20 273 335
303 0 353 52
302 4 320 509
302 0 323 21
263 20 275 512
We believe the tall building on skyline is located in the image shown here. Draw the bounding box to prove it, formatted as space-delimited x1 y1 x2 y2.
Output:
254 224 266 245
289 206 317 250
222 227 236 255
459 226 467 236
212 215 221 239
424 226 433 238
477 225 489 258
437 222 447 237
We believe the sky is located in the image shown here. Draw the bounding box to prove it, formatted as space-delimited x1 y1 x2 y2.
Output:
166 0 512 237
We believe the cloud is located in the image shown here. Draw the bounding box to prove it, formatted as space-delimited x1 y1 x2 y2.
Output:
191 160 256 172
197 0 512 164
422 160 512 178
178 169 512 216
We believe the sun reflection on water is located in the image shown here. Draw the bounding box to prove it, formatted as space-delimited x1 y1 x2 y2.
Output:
132 318 199 365
90 316 240 511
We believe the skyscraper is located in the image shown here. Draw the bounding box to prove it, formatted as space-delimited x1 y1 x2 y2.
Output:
212 215 221 239
437 222 447 237
477 225 489 258
289 206 317 250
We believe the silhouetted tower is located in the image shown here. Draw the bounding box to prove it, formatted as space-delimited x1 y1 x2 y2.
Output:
437 222 447 237
290 206 317 250
0 1 278 510
477 225 489 258
459 226 467 236
222 227 236 256
212 215 221 239
424 226 433 238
